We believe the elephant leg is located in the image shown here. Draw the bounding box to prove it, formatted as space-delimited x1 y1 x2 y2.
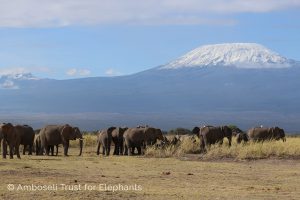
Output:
35 141 39 155
119 140 123 156
127 144 133 156
63 141 69 156
113 142 118 155
102 146 105 156
46 146 50 155
2 140 7 159
113 145 117 155
200 139 205 153
107 146 111 156
15 144 21 159
56 145 59 156
130 147 133 155
203 137 209 151
45 145 50 156
23 145 26 155
227 136 232 147
114 144 120 155
50 146 54 156
9 144 14 159
137 146 142 155
28 145 33 155
124 144 128 156
39 143 45 155
96 142 100 155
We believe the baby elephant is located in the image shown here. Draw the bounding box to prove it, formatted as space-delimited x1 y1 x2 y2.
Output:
96 127 116 156
236 132 249 144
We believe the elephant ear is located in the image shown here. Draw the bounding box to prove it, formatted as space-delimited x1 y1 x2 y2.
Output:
61 125 73 141
2 123 14 134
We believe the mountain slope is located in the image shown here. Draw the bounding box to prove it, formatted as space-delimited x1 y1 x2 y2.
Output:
0 43 300 131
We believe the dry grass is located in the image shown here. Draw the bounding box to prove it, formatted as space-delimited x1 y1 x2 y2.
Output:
0 148 300 200
204 138 300 160
145 136 300 160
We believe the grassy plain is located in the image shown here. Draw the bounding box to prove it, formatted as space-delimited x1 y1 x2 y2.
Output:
0 136 299 200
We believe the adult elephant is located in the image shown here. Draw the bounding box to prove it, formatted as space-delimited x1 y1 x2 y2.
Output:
0 123 21 159
39 124 83 156
236 132 249 144
15 125 35 155
192 125 232 151
111 127 128 155
248 127 286 142
97 127 116 156
124 127 164 156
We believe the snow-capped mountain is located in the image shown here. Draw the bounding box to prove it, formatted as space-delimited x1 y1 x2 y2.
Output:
161 43 295 69
1 43 300 132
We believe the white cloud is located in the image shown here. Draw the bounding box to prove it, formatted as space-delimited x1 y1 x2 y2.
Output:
66 68 91 76
0 80 19 89
78 69 91 76
105 68 121 76
0 67 27 76
0 67 51 75
66 68 77 76
0 0 299 27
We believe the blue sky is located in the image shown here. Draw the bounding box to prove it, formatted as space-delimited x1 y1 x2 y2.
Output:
0 0 299 79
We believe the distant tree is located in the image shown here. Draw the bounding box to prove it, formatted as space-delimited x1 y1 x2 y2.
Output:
167 128 192 135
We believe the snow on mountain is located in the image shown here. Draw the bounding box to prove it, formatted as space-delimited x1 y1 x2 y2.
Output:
161 43 295 69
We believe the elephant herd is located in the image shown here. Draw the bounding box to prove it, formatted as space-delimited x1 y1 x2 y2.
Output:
0 122 286 159
96 126 164 156
192 125 286 152
0 123 83 159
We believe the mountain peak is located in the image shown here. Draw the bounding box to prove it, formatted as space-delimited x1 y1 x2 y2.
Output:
161 43 295 69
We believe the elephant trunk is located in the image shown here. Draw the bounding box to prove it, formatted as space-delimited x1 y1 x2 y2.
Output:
79 139 83 156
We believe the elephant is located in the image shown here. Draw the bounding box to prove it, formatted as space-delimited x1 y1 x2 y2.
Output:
111 127 128 155
155 136 168 148
39 124 83 156
35 134 58 156
97 127 116 156
236 132 249 144
123 127 164 156
0 123 21 159
192 125 232 151
144 128 164 146
248 127 286 142
15 125 35 155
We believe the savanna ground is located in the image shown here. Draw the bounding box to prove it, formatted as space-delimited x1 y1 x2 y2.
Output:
0 136 300 200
